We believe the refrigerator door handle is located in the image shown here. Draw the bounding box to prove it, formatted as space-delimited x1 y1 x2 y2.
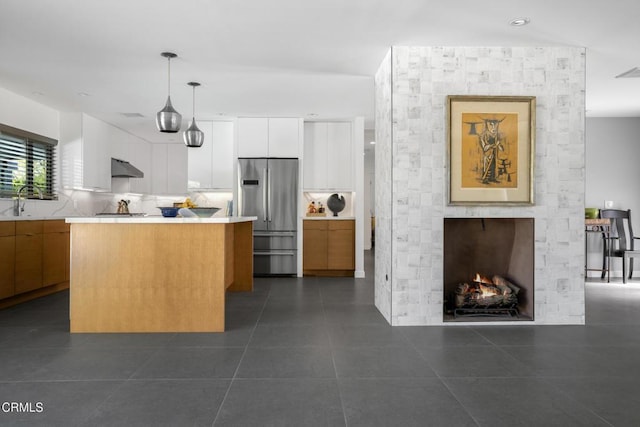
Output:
267 168 272 222
254 231 297 237
253 251 296 256
262 168 268 222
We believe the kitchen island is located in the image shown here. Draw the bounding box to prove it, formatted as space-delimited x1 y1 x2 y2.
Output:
65 216 256 333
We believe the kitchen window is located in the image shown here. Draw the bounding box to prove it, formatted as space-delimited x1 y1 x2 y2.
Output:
0 123 57 199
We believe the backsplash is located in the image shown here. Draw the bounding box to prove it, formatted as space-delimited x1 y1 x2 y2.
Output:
0 189 232 218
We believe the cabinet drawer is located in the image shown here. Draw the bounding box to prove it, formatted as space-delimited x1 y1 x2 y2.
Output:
16 220 43 235
303 220 328 231
43 220 70 234
0 221 15 237
254 232 297 251
329 220 354 231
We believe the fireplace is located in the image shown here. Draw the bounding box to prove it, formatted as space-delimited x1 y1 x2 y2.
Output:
443 218 534 322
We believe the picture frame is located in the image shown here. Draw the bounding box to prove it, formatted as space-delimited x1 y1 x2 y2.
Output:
447 95 535 205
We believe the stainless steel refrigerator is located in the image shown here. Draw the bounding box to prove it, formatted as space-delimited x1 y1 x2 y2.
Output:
238 158 298 275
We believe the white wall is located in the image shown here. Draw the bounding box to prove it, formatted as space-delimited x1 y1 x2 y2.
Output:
585 117 640 277
0 87 58 139
363 129 375 251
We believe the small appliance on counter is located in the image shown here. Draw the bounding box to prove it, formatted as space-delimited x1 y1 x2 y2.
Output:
117 199 130 214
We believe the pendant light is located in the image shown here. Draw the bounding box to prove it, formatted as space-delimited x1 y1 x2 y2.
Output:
156 52 182 133
183 82 204 147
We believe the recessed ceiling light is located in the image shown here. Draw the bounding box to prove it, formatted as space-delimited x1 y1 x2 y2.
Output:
509 17 530 26
77 92 91 97
369 141 376 145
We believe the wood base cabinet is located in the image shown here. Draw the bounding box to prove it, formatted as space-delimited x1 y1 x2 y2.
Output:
43 220 70 286
303 219 354 276
15 221 44 294
1 220 70 309
0 222 16 299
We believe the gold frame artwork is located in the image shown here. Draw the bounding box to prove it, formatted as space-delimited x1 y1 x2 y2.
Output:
447 95 535 205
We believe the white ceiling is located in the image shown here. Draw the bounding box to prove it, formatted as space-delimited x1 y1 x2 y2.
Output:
1 0 639 144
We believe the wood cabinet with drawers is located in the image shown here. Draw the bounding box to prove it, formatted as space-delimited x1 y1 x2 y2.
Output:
15 220 44 294
303 219 355 276
43 220 70 286
0 221 16 299
0 219 70 308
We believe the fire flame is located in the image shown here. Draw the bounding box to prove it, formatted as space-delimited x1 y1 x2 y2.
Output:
473 273 500 297
478 283 499 297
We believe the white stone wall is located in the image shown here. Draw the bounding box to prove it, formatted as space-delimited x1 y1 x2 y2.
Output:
375 46 586 325
374 49 393 323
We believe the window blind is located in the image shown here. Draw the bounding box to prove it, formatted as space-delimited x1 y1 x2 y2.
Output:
0 124 57 199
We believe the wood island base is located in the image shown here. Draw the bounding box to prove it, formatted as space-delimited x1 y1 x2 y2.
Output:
68 219 253 333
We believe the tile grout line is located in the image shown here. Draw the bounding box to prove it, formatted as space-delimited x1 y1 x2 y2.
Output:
210 282 270 426
397 326 482 427
319 276 350 427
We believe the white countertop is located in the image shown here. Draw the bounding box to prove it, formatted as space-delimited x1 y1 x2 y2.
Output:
66 216 257 224
0 216 73 222
303 216 355 220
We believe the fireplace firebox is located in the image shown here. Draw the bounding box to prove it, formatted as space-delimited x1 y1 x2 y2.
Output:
443 218 534 322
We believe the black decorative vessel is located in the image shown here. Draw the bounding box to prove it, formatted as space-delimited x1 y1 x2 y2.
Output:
327 194 345 217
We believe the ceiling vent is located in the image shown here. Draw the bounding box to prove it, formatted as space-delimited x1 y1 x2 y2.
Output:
120 112 145 118
615 67 640 78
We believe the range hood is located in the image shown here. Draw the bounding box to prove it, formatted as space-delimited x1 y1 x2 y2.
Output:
111 158 144 178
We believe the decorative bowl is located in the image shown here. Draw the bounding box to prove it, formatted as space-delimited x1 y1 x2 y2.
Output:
188 207 221 218
585 208 599 219
158 207 180 217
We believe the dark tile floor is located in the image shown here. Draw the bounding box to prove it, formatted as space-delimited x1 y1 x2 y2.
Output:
1 254 640 426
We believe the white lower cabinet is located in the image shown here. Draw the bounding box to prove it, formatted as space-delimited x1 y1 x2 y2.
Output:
188 121 234 190
151 143 188 195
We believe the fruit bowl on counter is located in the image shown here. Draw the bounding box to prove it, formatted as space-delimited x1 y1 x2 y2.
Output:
181 207 221 218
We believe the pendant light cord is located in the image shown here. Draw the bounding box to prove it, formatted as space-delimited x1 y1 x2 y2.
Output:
192 84 196 117
167 57 171 96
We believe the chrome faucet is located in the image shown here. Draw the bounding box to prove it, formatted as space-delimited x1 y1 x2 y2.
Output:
14 184 44 216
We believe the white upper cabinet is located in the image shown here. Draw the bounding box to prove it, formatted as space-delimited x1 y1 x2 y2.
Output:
59 113 111 192
188 120 234 190
151 143 188 195
237 117 300 158
237 118 268 157
128 137 151 194
303 121 353 191
267 118 300 157
326 122 353 189
303 122 328 189
109 126 130 163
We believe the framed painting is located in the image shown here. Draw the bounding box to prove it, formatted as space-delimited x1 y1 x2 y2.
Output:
447 95 535 205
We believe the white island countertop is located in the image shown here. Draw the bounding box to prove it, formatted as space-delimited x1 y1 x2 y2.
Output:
66 216 257 224
302 216 355 220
